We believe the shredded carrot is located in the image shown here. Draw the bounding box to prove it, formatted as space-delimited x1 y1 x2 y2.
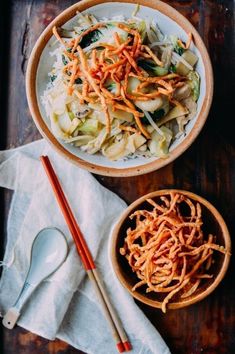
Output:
138 52 152 59
158 88 172 96
101 87 114 99
102 59 126 72
119 125 140 134
116 65 123 77
67 39 75 47
99 71 110 87
82 79 88 98
186 32 193 49
62 61 75 73
100 95 111 133
129 72 179 83
104 47 109 59
119 88 150 138
141 45 163 67
120 87 135 110
117 23 139 37
85 96 97 104
174 81 185 88
126 94 150 101
91 49 97 69
110 37 132 55
113 102 143 116
77 45 111 133
63 50 77 61
177 32 192 50
123 49 140 73
134 37 142 58
99 43 116 50
110 70 119 84
157 80 174 92
134 91 162 98
52 26 68 47
88 92 99 97
137 81 151 91
132 33 141 56
120 192 229 313
72 23 105 50
115 82 121 96
133 115 150 139
67 59 78 95
74 89 84 104
71 37 80 54
114 32 121 46
123 63 132 93
99 50 105 65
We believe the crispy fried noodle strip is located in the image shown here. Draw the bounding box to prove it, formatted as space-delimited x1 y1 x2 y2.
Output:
119 192 230 312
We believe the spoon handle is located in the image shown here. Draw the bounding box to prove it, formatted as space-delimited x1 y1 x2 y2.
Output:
2 307 21 329
14 282 34 310
2 282 35 329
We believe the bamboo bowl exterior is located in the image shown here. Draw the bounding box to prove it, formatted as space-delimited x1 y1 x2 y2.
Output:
110 190 231 309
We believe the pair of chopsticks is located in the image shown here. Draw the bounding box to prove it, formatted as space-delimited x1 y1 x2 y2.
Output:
40 155 131 353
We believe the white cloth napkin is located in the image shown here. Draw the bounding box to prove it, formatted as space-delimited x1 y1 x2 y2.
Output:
0 139 170 354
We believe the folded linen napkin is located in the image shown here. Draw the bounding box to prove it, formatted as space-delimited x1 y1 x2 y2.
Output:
0 139 170 354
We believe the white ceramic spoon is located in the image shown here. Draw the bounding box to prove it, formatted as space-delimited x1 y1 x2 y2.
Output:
2 227 68 329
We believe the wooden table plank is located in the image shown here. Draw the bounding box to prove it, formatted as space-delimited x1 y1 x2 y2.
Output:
1 1 234 353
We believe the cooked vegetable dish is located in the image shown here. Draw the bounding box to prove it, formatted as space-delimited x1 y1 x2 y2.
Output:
43 8 200 160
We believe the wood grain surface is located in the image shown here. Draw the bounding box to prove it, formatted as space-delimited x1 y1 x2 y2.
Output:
0 1 234 353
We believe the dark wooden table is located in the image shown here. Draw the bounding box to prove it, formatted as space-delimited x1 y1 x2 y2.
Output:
0 1 234 353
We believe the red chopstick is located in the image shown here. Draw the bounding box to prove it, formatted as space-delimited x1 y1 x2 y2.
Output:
40 155 131 352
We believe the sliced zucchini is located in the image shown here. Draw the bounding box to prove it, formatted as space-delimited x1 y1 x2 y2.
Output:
134 97 163 112
78 119 99 135
58 111 73 132
173 84 191 101
127 77 141 95
158 105 189 126
68 117 80 135
110 109 134 123
148 127 172 157
187 71 200 101
103 139 126 160
182 50 198 67
176 62 190 76
176 50 198 76
126 133 146 153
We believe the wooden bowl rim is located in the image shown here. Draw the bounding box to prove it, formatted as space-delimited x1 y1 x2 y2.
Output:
110 189 231 309
26 0 213 177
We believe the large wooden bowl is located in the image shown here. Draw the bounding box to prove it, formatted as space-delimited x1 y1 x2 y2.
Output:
110 190 231 309
26 0 213 176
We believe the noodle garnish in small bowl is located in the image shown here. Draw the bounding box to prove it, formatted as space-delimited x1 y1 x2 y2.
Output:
111 190 231 312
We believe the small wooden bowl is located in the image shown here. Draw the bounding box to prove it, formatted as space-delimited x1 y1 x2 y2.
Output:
110 190 231 309
26 0 213 177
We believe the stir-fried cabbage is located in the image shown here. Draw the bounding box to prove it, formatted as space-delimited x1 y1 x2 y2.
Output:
42 7 200 161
